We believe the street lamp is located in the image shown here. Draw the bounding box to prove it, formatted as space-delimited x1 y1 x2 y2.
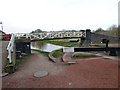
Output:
0 21 3 32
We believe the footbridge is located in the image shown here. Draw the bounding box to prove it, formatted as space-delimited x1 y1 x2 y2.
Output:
14 30 87 40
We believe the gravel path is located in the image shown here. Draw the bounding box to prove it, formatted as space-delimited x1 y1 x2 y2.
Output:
2 51 118 88
1 41 9 73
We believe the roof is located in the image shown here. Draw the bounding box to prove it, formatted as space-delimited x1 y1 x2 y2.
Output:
0 30 5 34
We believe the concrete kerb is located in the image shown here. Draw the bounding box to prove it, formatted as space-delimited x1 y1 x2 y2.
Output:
48 48 63 63
62 52 77 65
48 50 57 63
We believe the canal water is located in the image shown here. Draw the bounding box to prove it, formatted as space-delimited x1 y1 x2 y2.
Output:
31 41 64 52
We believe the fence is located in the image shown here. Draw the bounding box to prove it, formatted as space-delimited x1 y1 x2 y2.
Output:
7 34 15 63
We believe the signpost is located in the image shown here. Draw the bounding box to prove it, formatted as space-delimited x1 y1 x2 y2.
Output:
0 22 3 32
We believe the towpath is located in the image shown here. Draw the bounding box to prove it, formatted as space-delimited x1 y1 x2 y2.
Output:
1 41 9 73
2 51 118 88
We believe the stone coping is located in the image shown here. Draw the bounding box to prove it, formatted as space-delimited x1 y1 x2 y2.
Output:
48 50 57 62
48 48 63 63
62 52 118 64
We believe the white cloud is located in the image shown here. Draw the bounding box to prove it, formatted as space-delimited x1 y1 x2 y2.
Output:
0 0 119 33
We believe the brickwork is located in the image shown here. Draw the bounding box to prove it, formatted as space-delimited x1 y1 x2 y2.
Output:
91 33 119 43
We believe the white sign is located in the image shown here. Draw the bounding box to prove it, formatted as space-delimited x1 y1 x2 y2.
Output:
63 47 74 52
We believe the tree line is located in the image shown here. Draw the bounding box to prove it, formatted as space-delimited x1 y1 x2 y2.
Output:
31 25 119 37
93 25 119 37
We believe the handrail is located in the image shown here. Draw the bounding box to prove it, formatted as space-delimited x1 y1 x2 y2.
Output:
13 31 86 40
7 34 15 64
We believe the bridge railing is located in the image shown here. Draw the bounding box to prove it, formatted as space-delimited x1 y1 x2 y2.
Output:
7 34 15 64
13 31 86 41
14 33 31 39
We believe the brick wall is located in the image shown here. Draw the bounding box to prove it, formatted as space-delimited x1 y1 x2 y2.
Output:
91 33 119 43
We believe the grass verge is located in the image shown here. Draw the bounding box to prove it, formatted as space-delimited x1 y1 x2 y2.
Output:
72 54 97 58
52 49 64 58
31 49 49 56
5 61 17 74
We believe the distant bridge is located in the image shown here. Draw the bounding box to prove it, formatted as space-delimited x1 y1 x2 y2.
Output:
14 30 86 40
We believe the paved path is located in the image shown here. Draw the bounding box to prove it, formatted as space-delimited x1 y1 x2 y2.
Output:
0 41 9 89
0 41 2 89
0 41 2 73
2 51 118 88
0 41 9 73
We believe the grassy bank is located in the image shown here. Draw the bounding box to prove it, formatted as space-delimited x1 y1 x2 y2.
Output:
40 39 79 46
52 49 64 58
31 49 49 56
72 54 97 58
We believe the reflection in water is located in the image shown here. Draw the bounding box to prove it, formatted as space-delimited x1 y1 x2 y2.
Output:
31 41 45 49
31 41 64 52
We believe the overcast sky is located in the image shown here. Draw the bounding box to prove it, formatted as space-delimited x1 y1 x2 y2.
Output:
0 0 119 33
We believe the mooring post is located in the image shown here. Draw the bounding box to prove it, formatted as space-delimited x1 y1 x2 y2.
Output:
86 29 91 43
80 30 85 46
105 40 109 52
81 29 91 46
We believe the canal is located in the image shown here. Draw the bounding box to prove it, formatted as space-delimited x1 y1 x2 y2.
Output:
31 41 64 52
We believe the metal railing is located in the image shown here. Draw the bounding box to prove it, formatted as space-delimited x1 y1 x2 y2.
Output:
14 31 86 40
7 34 15 64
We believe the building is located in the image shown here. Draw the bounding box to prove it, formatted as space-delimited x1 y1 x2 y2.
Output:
0 30 5 40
